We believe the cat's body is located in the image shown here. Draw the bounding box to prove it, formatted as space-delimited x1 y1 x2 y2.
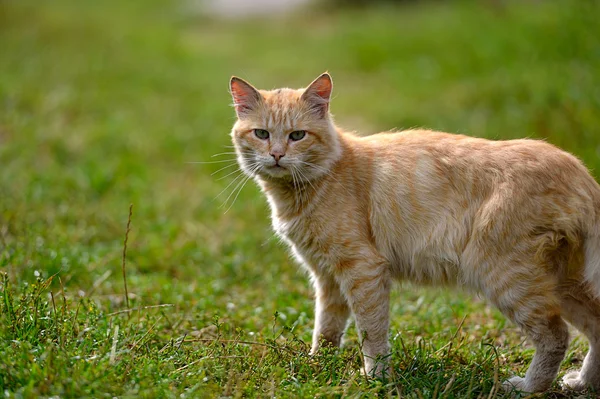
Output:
229 73 600 393
266 129 600 287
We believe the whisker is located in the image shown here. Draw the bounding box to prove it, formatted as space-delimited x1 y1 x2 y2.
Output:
221 175 246 209
297 160 352 195
295 160 328 172
222 164 261 213
215 162 260 200
216 167 244 181
289 166 298 196
186 160 238 164
210 163 238 176
211 152 246 158
188 152 250 167
223 172 256 214
295 165 317 194
289 166 303 210
214 170 248 199
295 167 316 210
215 161 261 182
298 161 342 182
211 150 255 157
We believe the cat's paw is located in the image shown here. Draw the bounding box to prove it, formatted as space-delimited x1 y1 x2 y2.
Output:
360 363 392 380
562 371 587 391
502 376 531 393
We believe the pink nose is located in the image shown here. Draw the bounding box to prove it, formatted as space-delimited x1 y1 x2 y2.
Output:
270 152 285 162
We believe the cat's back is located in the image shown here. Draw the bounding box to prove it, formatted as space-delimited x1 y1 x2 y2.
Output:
358 129 566 166
351 129 600 220
354 129 597 195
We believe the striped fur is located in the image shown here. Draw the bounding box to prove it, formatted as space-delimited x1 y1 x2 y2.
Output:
229 73 600 393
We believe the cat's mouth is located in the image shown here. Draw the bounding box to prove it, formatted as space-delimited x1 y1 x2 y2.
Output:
267 163 286 169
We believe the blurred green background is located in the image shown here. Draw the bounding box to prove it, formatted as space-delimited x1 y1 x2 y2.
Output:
1 0 599 397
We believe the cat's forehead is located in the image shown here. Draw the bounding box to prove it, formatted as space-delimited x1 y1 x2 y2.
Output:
259 88 304 109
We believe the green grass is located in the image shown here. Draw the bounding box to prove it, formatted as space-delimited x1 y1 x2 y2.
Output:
1 0 599 397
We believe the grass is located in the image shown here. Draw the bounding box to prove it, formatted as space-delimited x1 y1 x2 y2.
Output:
1 0 599 397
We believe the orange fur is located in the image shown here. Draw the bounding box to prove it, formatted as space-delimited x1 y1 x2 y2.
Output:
229 73 600 393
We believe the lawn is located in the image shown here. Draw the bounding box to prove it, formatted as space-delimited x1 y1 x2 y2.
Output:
1 0 599 397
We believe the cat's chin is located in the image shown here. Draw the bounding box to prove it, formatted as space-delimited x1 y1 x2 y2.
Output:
253 166 296 182
260 166 290 179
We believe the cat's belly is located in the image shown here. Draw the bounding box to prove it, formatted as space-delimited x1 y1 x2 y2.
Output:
383 245 463 286
371 214 471 286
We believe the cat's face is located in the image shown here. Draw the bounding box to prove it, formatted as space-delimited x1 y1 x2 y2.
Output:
229 73 341 182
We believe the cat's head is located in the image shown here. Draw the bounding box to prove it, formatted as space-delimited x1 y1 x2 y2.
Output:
229 73 341 182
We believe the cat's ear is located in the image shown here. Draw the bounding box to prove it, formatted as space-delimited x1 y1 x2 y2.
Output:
230 76 262 118
301 72 332 117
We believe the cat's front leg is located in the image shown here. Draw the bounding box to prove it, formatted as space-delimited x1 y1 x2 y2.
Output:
310 273 351 353
336 257 391 378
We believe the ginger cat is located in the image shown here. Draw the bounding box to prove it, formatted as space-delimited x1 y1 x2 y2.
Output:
228 72 600 393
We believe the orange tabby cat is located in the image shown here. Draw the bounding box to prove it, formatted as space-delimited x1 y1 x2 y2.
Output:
228 72 600 393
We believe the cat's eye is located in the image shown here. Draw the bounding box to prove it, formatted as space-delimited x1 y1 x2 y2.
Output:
254 129 269 140
289 130 306 141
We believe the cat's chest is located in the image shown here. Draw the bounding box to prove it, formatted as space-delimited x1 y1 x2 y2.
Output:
272 213 343 272
272 214 305 242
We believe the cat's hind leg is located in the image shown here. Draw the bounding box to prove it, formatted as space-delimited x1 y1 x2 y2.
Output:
310 272 352 354
501 312 569 393
483 266 569 393
558 284 600 391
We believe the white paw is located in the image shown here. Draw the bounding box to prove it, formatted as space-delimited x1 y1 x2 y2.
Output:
562 371 587 391
502 376 531 393
361 361 392 380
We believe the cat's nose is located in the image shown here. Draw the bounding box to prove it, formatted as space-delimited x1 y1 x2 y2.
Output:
270 152 285 163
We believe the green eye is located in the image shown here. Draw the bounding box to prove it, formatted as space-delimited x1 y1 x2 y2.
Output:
289 130 306 141
254 129 269 140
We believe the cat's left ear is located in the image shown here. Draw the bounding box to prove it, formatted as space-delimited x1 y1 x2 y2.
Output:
230 76 262 118
301 72 332 117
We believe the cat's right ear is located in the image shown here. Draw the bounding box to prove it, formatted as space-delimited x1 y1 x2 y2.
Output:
230 77 262 118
